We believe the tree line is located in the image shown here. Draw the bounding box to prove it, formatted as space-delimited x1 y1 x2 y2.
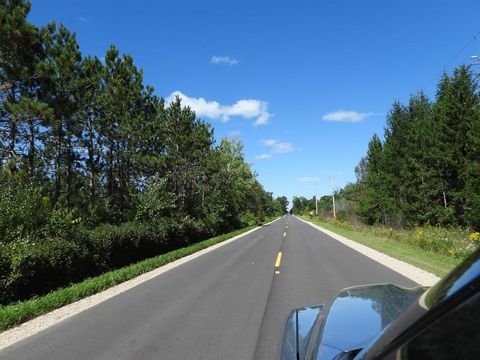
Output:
292 65 480 231
0 1 287 304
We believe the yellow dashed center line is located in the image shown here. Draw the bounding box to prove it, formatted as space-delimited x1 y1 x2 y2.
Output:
275 251 282 268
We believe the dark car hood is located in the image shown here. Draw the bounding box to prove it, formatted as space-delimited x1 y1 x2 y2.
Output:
315 284 425 358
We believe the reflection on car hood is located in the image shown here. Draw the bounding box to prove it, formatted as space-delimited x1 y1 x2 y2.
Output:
316 284 425 357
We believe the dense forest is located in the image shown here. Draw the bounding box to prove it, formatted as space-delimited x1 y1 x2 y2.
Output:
292 64 480 231
0 1 287 304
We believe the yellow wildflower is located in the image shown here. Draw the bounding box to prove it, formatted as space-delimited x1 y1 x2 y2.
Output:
469 232 480 242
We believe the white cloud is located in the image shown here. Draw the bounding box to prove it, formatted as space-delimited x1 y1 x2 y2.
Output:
166 91 271 126
260 139 277 147
254 102 271 125
255 153 272 160
260 139 295 155
298 176 319 182
78 16 88 23
210 55 238 65
321 110 373 122
272 142 294 154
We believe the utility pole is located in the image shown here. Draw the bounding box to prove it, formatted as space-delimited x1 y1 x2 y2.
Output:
326 172 340 220
301 177 320 216
332 188 336 220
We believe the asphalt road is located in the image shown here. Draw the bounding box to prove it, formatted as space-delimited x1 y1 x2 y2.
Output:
0 215 417 360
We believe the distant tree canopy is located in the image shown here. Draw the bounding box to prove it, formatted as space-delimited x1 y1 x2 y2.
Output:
0 0 287 304
275 196 289 214
292 65 480 230
0 0 284 241
291 196 315 214
356 66 480 230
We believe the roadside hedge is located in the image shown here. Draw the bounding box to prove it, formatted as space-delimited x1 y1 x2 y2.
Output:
0 218 228 305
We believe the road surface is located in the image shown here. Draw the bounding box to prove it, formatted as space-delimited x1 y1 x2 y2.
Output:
0 215 417 360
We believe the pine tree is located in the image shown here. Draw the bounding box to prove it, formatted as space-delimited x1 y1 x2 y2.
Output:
433 66 479 225
101 45 145 214
402 92 438 225
77 55 104 203
0 0 48 180
381 101 410 225
358 134 387 225
463 69 480 230
40 23 82 205
163 96 213 216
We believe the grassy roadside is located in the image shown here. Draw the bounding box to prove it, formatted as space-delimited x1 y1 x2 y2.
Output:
300 216 462 277
0 221 273 332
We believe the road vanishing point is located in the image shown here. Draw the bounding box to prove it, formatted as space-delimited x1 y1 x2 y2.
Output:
0 215 417 360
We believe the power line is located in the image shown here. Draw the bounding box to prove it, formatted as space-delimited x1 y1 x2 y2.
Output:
422 32 479 90
444 32 479 68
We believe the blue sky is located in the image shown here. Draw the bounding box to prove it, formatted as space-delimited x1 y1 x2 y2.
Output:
29 0 480 204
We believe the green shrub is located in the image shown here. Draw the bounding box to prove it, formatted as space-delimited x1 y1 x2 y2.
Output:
0 184 49 243
135 179 176 223
43 207 83 241
1 238 87 303
0 244 12 298
0 214 232 305
240 211 256 226
163 216 208 246
425 206 458 227
89 221 170 268
255 209 266 225
336 210 348 223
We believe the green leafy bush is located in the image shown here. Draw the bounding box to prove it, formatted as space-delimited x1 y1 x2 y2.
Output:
89 221 170 268
135 179 176 223
240 211 256 226
0 216 235 305
43 208 83 241
336 210 348 223
0 184 49 243
2 238 87 303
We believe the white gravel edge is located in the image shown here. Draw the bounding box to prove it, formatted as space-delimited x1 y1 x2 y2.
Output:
0 218 280 350
295 216 440 287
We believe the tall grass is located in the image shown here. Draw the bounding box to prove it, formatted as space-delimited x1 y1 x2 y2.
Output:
301 215 477 276
309 216 479 259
